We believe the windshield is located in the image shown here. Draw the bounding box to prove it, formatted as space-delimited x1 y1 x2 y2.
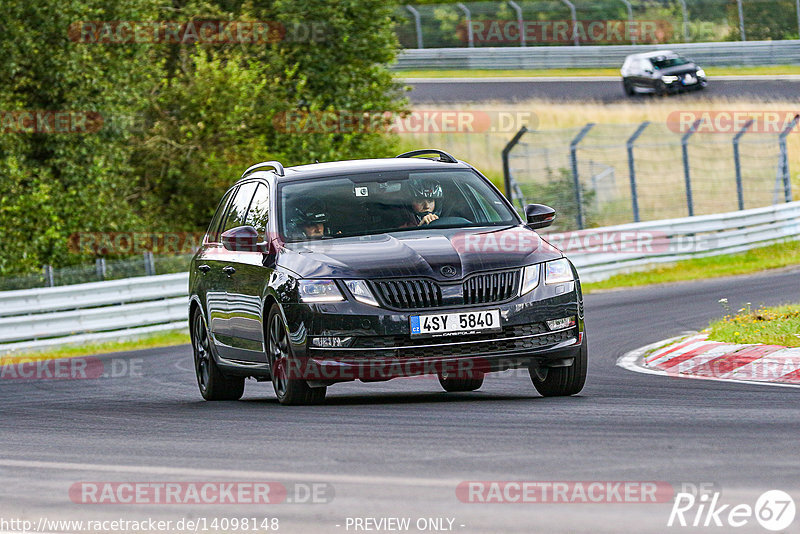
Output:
279 170 519 242
651 56 691 69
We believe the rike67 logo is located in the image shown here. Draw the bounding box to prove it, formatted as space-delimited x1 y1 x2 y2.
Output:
668 489 796 531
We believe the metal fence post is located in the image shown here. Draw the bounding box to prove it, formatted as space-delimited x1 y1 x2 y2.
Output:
96 258 106 281
559 0 579 46
732 119 754 211
779 114 800 202
682 119 702 217
570 123 595 229
626 121 649 222
502 126 529 208
677 0 689 42
456 3 474 47
43 265 54 288
406 5 423 49
737 0 746 41
508 1 525 47
144 251 156 276
620 0 635 45
797 0 800 40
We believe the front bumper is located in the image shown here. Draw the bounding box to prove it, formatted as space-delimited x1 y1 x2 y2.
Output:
281 278 584 382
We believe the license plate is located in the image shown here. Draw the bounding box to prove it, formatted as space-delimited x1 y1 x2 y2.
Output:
410 309 501 338
683 75 697 85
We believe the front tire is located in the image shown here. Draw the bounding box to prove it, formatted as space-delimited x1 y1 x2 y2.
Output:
623 80 635 97
267 304 326 406
191 309 245 401
529 335 587 397
438 370 484 392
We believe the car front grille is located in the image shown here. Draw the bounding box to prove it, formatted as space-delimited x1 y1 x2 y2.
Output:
463 270 520 305
369 279 443 309
368 269 521 310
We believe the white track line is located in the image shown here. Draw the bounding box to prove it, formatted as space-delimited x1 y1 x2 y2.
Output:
400 75 800 83
0 459 458 488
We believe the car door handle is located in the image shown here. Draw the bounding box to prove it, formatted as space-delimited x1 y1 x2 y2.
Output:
197 264 211 273
222 266 236 275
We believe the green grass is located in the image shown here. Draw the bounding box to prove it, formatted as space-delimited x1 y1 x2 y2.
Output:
0 329 190 363
583 239 800 293
395 65 800 78
707 303 800 347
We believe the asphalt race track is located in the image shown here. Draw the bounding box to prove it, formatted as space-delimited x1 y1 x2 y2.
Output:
1 267 799 533
406 77 800 103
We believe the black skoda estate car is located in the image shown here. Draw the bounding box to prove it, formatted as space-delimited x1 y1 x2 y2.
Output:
189 150 587 405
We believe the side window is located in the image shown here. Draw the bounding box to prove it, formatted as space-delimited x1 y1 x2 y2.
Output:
207 188 236 243
246 183 270 237
221 181 259 234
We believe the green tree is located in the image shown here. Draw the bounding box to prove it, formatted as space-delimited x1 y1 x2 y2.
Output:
0 0 161 274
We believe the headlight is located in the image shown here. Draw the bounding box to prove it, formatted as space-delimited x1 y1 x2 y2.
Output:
545 258 574 285
520 264 540 295
662 75 679 84
344 280 379 307
298 279 344 303
696 69 706 78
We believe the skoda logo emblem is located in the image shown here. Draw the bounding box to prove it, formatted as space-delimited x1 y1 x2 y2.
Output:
440 265 457 277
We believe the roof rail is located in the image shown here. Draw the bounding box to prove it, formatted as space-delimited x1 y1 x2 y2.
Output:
396 149 458 164
241 161 285 178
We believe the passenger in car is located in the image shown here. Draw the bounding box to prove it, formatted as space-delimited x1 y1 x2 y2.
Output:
290 200 329 239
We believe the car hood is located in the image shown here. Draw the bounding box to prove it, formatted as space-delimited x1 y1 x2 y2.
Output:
277 225 563 280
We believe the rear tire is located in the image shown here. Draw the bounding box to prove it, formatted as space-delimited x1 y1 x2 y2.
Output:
529 335 587 397
191 309 245 401
438 371 484 392
267 304 326 406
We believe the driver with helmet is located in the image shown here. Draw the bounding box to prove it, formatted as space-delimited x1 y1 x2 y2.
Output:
407 177 443 226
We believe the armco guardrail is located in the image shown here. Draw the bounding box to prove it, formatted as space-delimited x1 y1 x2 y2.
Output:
565 201 800 282
0 273 189 355
394 40 800 70
0 202 798 354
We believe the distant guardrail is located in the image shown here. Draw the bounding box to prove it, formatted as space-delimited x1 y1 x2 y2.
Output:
394 40 800 70
566 201 800 282
0 273 189 355
1 202 798 354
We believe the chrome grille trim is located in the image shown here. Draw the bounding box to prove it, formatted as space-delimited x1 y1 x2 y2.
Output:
308 326 575 352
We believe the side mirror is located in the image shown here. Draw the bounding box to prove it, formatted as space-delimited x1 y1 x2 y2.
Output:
221 225 259 252
525 204 556 230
